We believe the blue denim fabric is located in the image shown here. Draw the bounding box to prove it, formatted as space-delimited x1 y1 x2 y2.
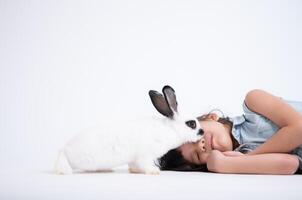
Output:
230 98 302 173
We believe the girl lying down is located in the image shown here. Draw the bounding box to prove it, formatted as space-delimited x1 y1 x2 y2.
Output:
157 89 302 175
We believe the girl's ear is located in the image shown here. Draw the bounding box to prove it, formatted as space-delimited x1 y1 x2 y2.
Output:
198 113 219 121
207 113 219 121
149 90 174 118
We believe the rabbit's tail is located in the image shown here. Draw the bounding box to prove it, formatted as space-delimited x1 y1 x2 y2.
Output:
54 149 73 175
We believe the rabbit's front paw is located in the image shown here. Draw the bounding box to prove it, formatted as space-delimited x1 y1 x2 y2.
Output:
129 165 160 175
130 159 160 175
142 166 160 175
129 166 143 174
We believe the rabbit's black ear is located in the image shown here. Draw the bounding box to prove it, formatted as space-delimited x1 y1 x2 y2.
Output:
149 90 174 118
162 85 178 113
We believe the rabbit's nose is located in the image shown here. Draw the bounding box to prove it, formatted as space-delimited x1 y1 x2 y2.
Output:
197 129 204 136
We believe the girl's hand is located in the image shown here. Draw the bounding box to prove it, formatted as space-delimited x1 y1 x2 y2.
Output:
222 151 245 157
206 150 226 173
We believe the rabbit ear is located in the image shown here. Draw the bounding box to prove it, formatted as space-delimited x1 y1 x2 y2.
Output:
162 85 178 114
149 90 174 118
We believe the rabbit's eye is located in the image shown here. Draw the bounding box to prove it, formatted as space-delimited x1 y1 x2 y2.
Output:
185 120 196 129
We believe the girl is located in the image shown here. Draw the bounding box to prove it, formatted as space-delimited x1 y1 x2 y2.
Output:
157 89 302 175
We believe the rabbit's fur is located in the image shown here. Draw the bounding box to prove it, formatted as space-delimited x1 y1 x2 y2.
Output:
54 85 203 175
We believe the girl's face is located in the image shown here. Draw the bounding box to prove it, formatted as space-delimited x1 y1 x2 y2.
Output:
178 114 233 165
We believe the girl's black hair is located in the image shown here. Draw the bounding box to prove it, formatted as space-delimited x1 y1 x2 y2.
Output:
156 109 233 172
156 148 209 172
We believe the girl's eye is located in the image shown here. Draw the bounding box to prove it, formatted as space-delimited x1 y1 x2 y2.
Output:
185 120 196 129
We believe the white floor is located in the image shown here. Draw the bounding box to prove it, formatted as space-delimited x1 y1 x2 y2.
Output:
1 166 301 200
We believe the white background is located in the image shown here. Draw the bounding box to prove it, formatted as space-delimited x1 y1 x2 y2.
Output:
1 0 302 172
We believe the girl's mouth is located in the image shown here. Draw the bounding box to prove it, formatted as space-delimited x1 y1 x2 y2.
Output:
209 135 213 149
204 133 213 151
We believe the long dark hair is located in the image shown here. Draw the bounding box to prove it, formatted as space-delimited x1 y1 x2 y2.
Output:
156 109 233 172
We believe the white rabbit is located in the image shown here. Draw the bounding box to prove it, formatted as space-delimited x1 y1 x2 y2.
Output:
54 85 204 175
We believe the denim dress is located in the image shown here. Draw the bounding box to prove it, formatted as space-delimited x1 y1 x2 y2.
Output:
230 98 302 173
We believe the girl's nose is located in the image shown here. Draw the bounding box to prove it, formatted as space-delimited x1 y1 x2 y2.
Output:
198 138 206 151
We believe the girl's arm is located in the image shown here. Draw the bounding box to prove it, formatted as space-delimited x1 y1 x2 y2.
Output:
244 89 302 155
207 150 300 175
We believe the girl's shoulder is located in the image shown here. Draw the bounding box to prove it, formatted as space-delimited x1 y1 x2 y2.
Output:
244 89 302 127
